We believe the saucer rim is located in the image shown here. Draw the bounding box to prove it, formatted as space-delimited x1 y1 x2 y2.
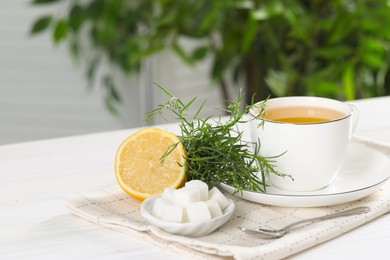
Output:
219 141 390 207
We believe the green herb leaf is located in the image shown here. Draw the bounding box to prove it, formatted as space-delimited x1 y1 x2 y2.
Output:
30 16 52 34
146 85 289 193
53 19 68 43
31 0 61 4
69 4 86 32
191 46 208 61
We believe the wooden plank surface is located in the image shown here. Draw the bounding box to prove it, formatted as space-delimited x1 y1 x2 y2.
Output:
1 61 390 260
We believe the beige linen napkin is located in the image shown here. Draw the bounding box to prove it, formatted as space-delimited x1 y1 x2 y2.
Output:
63 136 390 260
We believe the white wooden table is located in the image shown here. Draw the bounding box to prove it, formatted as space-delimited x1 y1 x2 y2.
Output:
1 96 390 259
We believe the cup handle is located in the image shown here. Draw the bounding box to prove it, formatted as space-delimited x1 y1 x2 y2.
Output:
346 102 359 132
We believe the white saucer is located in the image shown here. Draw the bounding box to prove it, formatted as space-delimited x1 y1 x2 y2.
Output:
220 142 390 207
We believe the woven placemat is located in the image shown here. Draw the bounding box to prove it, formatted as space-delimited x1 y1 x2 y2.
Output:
63 136 390 260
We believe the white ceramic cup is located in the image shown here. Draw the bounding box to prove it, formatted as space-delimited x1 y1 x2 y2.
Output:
250 96 359 191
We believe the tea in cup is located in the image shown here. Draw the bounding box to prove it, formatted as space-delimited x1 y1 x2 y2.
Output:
250 96 359 191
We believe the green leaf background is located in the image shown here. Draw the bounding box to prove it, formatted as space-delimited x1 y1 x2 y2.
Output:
29 0 390 111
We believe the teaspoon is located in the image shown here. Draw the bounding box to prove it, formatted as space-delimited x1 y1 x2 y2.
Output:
239 206 370 238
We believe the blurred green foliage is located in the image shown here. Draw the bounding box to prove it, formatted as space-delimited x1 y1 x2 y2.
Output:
30 0 390 111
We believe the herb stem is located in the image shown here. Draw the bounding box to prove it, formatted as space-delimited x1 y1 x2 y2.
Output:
146 84 289 193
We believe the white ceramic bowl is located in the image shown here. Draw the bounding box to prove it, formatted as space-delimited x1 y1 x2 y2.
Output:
140 196 235 237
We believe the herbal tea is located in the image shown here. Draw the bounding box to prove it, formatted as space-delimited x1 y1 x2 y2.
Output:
250 96 359 191
262 106 346 123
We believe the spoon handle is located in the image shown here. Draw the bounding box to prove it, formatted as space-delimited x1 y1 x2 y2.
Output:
281 206 370 232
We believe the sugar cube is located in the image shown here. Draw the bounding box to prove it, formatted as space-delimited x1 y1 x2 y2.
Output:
185 180 209 201
209 187 230 210
149 180 228 224
162 187 176 201
206 199 223 218
159 203 184 223
182 208 189 223
152 197 171 219
186 201 212 222
173 186 201 207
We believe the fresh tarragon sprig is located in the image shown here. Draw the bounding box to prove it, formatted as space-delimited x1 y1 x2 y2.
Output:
146 84 288 193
